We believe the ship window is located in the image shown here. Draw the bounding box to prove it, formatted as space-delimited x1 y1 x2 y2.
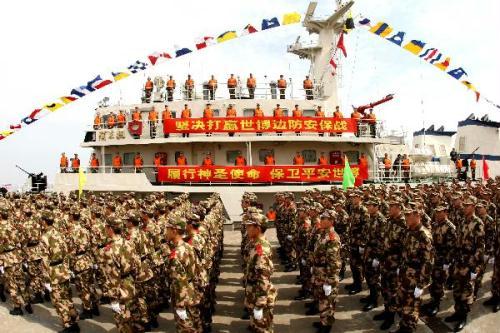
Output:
458 136 466 152
243 108 255 117
123 152 136 166
429 145 436 156
174 151 183 162
303 109 316 117
344 151 359 164
213 109 220 117
281 109 289 117
104 154 112 167
259 149 274 162
226 150 242 164
301 149 317 163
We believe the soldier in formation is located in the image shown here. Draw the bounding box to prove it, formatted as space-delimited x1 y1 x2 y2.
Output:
0 191 224 333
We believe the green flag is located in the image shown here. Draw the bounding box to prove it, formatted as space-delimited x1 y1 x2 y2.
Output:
342 156 355 190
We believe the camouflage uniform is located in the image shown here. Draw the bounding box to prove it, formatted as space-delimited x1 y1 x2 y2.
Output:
397 221 433 332
334 204 350 278
40 212 79 330
428 212 456 303
22 209 45 304
452 211 485 315
103 219 144 333
312 220 341 328
243 215 277 333
166 218 203 333
0 205 27 312
348 198 369 291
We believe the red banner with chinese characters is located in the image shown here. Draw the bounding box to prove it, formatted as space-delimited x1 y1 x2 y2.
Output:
157 165 361 183
163 117 356 134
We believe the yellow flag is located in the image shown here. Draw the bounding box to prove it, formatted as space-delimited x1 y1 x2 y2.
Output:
44 102 64 112
217 31 237 43
78 167 87 200
282 12 301 25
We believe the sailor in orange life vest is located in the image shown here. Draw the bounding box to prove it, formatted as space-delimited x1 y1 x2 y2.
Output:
402 154 411 181
303 75 313 100
144 77 154 101
315 106 325 137
358 153 368 182
254 103 264 136
208 75 217 100
235 151 247 166
202 152 214 166
117 110 126 129
227 74 237 99
293 151 305 165
226 104 237 137
383 153 392 179
292 104 303 136
93 112 102 130
181 104 191 138
318 152 329 166
273 104 284 136
184 74 194 100
89 153 100 173
166 75 176 102
247 73 256 99
176 152 187 166
162 105 172 138
148 107 159 139
264 152 275 165
203 103 214 136
112 153 122 173
277 74 287 99
470 157 477 180
134 152 144 173
71 153 80 173
59 153 69 173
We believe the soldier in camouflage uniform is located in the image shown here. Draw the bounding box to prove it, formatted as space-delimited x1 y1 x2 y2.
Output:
346 191 369 295
21 205 46 305
0 202 30 315
444 198 485 332
243 211 277 333
476 200 495 299
484 201 500 312
103 216 143 333
67 207 99 319
40 210 79 333
333 200 350 280
282 194 298 272
422 205 456 317
166 216 204 333
310 210 341 333
361 198 386 312
375 199 406 331
395 207 433 333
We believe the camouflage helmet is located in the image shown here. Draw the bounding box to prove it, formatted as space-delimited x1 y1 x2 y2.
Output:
126 210 141 223
41 210 55 222
243 212 268 228
165 216 187 231
0 202 9 214
107 217 124 231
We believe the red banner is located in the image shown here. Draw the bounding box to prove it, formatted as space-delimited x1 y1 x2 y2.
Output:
163 117 356 134
128 120 143 136
157 165 361 183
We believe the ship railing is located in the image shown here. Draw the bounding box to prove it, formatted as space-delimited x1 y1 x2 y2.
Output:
371 164 415 183
142 81 323 102
87 119 383 141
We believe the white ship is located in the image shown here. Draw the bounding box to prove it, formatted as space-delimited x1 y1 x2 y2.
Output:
52 1 416 223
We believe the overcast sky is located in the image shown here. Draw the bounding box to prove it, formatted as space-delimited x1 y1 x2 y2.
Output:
0 0 498 187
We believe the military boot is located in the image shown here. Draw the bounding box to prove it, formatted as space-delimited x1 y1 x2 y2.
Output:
9 307 23 316
0 284 6 302
380 311 395 330
32 292 44 304
493 303 500 313
444 312 462 323
24 303 33 314
59 323 80 333
373 310 389 321
240 308 250 320
92 304 100 316
305 304 320 315
79 309 93 320
348 282 362 295
483 296 499 307
425 300 440 317
44 290 51 302
362 287 378 311
339 263 346 281
453 314 467 332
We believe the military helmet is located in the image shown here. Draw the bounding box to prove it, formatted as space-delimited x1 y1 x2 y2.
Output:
165 216 187 231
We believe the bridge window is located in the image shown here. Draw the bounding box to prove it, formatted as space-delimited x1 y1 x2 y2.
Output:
344 150 359 164
303 109 316 117
458 136 466 152
123 153 136 165
301 149 317 163
243 108 255 117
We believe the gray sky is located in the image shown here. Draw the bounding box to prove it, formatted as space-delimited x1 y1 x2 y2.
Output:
0 0 499 187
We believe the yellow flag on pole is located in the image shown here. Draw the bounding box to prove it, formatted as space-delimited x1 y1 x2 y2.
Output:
78 167 87 200
282 12 301 25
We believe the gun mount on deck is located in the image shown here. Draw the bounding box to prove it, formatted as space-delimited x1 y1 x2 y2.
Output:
16 165 47 193
353 94 395 114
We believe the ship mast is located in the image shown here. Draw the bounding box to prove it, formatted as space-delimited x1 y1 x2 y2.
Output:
288 1 354 106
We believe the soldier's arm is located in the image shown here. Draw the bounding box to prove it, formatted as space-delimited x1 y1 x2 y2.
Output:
472 222 486 273
254 251 274 308
417 235 434 288
325 238 341 285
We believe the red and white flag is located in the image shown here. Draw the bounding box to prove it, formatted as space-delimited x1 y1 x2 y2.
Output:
337 32 347 57
483 157 490 180
195 36 215 50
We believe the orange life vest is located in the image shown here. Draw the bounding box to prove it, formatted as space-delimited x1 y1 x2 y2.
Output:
203 107 213 118
384 158 392 169
148 111 158 122
90 157 99 167
273 108 283 118
72 158 80 168
181 108 191 118
117 114 126 124
315 110 325 117
235 156 246 166
112 156 122 168
470 159 477 169
132 111 142 121
266 210 276 221
265 155 275 165
134 156 143 168
145 80 153 90
292 109 302 117
185 79 194 88
162 110 172 120
208 79 217 88
202 157 213 166
303 79 313 89
318 156 328 165
333 111 343 119
247 77 256 88
107 115 116 127
293 155 304 165
94 115 101 127
154 157 162 168
167 79 175 89
359 156 368 168
254 108 264 117
456 159 463 169
277 79 287 88
176 156 187 165
227 77 237 88
402 158 410 170
60 156 68 168
226 108 237 117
